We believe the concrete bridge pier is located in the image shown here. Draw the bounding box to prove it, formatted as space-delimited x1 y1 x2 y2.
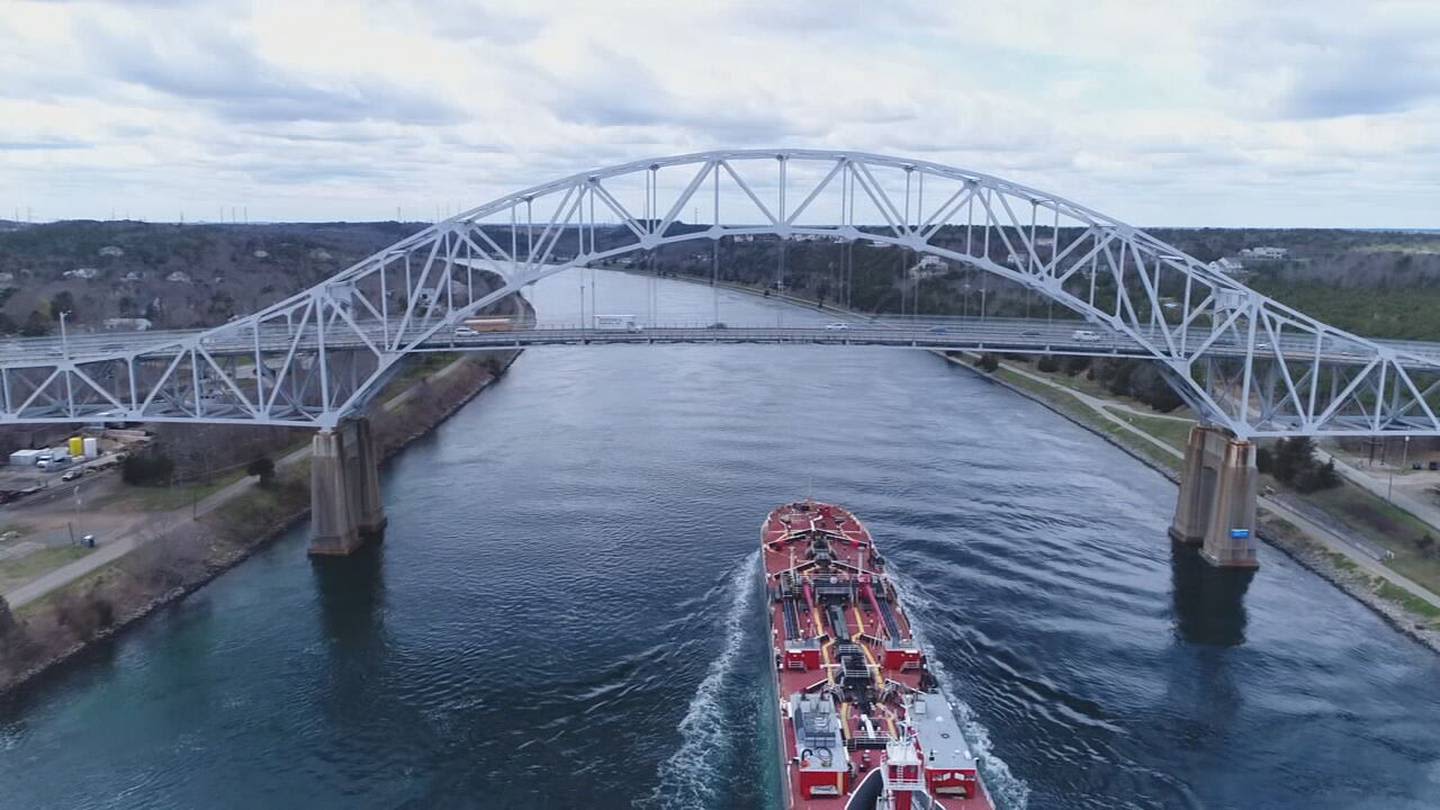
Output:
1170 425 1259 568
309 417 387 556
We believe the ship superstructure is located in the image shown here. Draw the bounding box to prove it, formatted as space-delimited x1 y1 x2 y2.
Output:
762 501 994 810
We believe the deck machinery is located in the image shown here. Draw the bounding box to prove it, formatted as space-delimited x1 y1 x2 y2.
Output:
761 501 995 810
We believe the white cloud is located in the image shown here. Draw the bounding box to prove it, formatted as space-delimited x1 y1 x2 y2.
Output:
0 0 1436 226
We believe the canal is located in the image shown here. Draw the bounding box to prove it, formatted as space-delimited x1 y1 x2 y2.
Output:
2 269 1439 809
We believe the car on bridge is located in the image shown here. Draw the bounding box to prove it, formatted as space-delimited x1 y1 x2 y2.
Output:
1071 329 1102 342
824 322 850 331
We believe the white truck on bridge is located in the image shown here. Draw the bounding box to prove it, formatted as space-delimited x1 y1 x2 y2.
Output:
593 314 642 333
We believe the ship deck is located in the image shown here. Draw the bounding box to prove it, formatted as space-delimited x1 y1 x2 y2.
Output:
762 501 993 810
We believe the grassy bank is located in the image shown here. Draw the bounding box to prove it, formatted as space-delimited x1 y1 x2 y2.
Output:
1303 485 1440 590
965 358 1184 476
0 546 92 593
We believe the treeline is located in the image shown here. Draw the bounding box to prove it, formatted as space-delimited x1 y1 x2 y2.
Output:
0 220 422 335
634 228 1440 343
976 352 1184 413
1257 437 1341 493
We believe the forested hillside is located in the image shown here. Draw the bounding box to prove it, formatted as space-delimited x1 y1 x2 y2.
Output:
3 220 1435 342
0 220 423 335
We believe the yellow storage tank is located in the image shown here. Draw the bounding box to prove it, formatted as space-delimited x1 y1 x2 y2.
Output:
68 436 84 458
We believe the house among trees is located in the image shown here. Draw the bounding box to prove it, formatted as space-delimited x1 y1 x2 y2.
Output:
1239 246 1288 261
1209 257 1246 275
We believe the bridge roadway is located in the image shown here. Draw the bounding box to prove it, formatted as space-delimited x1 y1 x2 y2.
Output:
5 315 1440 369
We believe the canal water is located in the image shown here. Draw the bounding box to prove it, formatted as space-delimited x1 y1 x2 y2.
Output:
3 270 1439 809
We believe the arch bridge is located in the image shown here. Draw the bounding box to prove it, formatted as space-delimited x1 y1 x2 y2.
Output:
6 150 1434 565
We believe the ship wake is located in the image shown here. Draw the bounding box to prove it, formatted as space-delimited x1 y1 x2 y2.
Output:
640 550 760 809
891 570 1032 810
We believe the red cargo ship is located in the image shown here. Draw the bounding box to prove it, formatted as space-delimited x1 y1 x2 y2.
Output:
762 501 995 810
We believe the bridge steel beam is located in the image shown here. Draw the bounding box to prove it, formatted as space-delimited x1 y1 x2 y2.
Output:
5 149 1440 439
1170 425 1259 568
309 416 386 556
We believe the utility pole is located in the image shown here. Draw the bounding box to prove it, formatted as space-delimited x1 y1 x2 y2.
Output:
59 310 70 359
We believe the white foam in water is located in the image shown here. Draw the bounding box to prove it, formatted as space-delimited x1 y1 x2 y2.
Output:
889 569 1031 810
642 550 760 809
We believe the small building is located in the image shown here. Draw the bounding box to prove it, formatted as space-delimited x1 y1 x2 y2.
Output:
918 255 944 269
309 248 333 260
63 267 100 280
122 271 144 282
253 249 270 259
98 245 124 257
9 449 42 466
166 271 191 283
1210 257 1246 276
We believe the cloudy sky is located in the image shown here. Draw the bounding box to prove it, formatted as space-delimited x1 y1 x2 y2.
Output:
2 0 1437 227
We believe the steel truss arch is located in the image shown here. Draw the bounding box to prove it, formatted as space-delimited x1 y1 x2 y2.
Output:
4 149 1440 437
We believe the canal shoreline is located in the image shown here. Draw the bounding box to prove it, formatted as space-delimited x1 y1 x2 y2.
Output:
938 351 1440 654
0 350 522 698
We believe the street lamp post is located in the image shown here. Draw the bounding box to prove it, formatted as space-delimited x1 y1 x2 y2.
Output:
59 310 71 359
1389 437 1411 503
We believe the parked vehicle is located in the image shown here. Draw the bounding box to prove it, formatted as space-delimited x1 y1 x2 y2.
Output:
61 468 83 481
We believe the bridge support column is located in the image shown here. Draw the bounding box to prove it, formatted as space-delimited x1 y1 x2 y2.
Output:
309 418 386 556
1170 425 1259 568
352 417 387 538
